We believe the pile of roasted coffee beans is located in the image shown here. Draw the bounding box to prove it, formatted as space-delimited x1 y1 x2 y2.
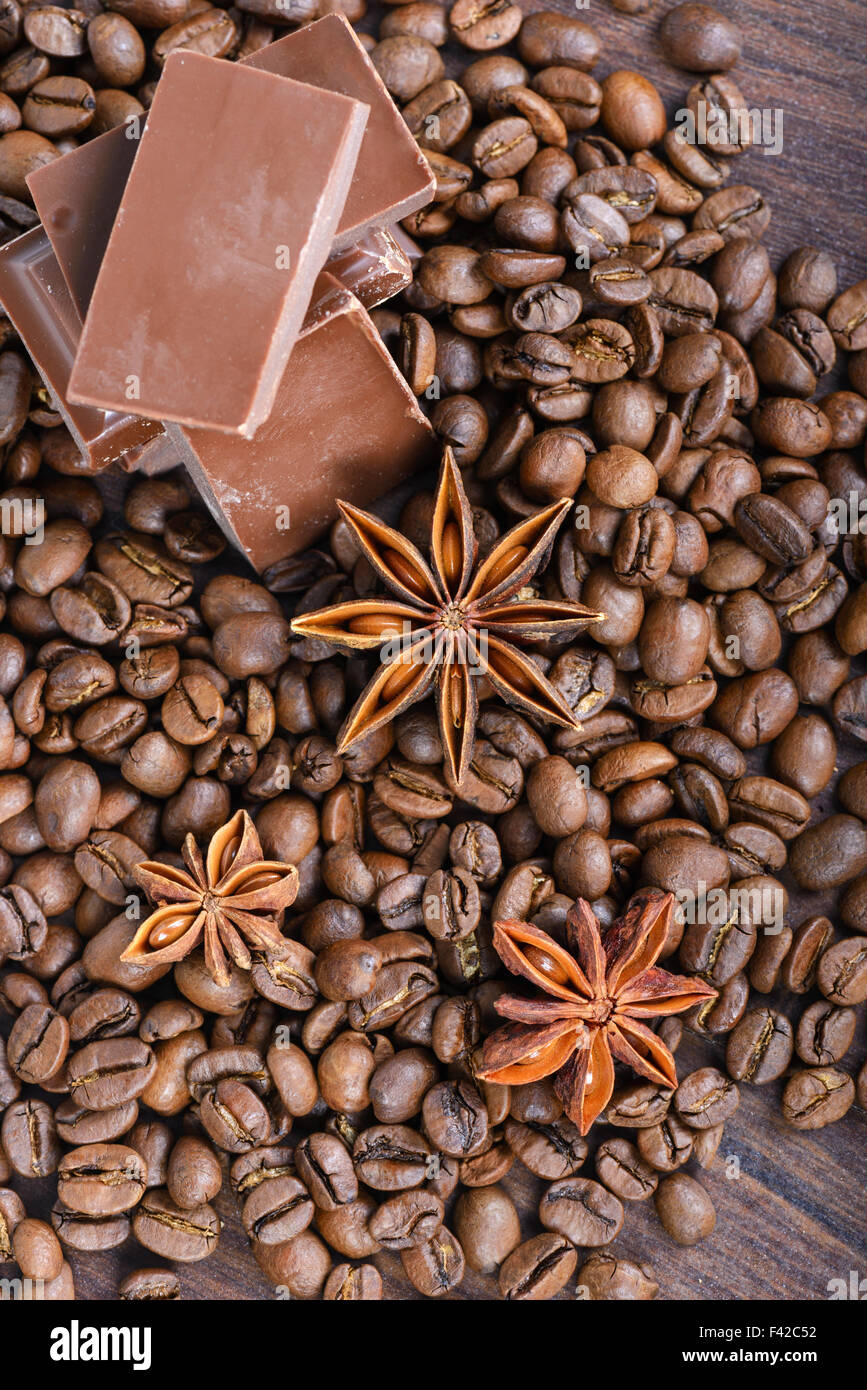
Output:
0 1 866 1301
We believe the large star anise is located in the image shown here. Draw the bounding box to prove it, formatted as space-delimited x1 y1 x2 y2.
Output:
121 810 298 987
476 889 718 1134
290 447 602 782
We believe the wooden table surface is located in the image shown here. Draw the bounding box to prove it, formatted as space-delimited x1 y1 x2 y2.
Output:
10 0 867 1302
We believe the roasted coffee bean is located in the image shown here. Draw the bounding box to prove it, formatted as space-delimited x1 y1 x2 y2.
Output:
6 1001 68 1082
577 1251 659 1301
725 1008 793 1083
595 1137 658 1199
539 1177 624 1246
454 1184 520 1272
242 1172 312 1245
816 937 867 1005
781 1068 855 1130
498 1232 577 1300
654 1172 716 1245
369 1047 439 1124
132 1189 219 1262
636 1116 694 1173
789 817 867 891
674 1067 739 1128
118 1268 180 1301
353 1124 432 1191
166 1136 221 1212
604 1083 673 1128
199 1078 270 1153
795 1001 856 1066
400 1225 465 1296
600 69 665 151
422 1079 489 1157
57 1143 147 1215
295 1133 357 1212
67 1038 156 1111
780 916 835 994
369 1189 444 1250
1 1097 60 1176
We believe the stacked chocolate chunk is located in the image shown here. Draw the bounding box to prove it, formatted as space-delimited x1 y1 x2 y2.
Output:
0 14 436 571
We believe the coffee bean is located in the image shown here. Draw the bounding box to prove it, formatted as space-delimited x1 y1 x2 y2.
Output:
132 1189 220 1261
725 1008 793 1083
674 1067 739 1127
118 1268 180 1301
781 1068 855 1130
816 937 867 1005
595 1137 658 1199
400 1225 465 1296
499 1232 577 1299
577 1251 659 1300
57 1143 147 1215
540 1177 624 1245
654 1172 716 1244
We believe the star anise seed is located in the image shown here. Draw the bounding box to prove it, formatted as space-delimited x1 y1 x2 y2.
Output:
290 446 603 783
121 809 299 988
476 888 718 1134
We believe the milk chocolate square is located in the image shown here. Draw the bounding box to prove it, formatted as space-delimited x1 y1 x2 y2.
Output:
244 13 435 250
169 275 435 574
67 52 369 437
0 227 161 470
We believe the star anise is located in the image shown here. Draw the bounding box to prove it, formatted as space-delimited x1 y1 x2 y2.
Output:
476 888 718 1134
290 447 602 782
121 810 298 987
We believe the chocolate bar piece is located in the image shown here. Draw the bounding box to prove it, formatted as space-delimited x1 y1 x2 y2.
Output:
27 114 410 324
0 227 161 470
168 274 434 574
244 14 434 250
29 17 432 317
28 119 139 322
67 52 369 437
326 228 411 309
0 220 410 477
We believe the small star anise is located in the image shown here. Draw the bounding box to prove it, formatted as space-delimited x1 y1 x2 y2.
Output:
290 446 602 783
121 809 298 987
476 888 717 1134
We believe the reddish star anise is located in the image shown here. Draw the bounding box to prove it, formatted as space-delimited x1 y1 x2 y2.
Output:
290 447 602 783
476 889 717 1134
121 810 298 987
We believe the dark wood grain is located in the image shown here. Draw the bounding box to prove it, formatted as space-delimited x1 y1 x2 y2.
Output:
7 0 867 1303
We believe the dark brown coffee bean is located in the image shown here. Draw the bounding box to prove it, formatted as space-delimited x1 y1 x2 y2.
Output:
595 1137 658 1199
422 1079 489 1157
726 1008 793 1083
118 1268 180 1301
789 817 867 891
57 1143 147 1215
540 1177 624 1246
577 1250 659 1300
353 1124 432 1191
795 1002 856 1067
653 1172 716 1244
67 1038 156 1111
7 1001 68 1082
131 1189 219 1262
498 1232 577 1300
816 937 867 1005
295 1132 357 1212
674 1066 739 1127
1 1097 59 1176
781 1068 855 1130
400 1225 465 1296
